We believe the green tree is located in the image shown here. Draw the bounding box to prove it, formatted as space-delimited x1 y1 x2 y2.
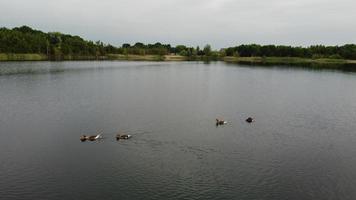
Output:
203 44 212 56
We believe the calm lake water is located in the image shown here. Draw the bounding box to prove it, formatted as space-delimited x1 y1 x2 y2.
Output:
1 61 356 200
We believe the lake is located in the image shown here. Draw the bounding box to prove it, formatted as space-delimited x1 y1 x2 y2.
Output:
1 61 356 200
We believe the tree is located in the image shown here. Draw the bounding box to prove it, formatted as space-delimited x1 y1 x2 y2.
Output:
176 45 187 54
122 43 131 48
203 44 212 56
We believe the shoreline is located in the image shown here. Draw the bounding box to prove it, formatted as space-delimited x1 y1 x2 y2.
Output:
0 53 189 62
223 56 356 65
1 53 356 66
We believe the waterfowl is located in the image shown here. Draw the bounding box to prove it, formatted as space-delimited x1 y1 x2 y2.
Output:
246 117 254 123
89 134 102 141
116 134 132 140
80 134 102 142
80 135 87 142
216 119 227 126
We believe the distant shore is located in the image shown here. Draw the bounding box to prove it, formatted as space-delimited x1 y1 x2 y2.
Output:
1 53 356 67
223 56 356 65
0 53 188 62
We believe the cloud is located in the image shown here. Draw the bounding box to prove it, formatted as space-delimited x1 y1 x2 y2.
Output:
0 0 355 48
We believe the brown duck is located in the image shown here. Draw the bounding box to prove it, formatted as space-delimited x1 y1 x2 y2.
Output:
80 134 102 142
216 119 227 126
116 134 132 140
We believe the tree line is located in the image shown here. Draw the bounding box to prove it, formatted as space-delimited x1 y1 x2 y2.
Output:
1 26 356 60
0 26 214 59
223 44 356 60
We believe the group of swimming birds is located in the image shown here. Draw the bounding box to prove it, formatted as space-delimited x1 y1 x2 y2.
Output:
216 117 254 126
80 117 254 142
80 134 131 142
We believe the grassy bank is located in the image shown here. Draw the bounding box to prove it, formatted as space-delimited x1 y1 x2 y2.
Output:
1 54 356 67
0 53 48 61
223 56 356 65
107 54 192 61
0 53 190 62
107 54 165 61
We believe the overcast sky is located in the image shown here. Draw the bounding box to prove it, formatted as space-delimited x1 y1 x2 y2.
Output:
0 0 355 49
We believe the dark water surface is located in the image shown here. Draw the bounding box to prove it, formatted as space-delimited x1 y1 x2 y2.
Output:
1 61 356 200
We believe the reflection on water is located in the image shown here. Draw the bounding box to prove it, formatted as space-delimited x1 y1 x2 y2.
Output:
0 61 173 76
1 61 356 200
1 61 356 76
225 61 356 73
